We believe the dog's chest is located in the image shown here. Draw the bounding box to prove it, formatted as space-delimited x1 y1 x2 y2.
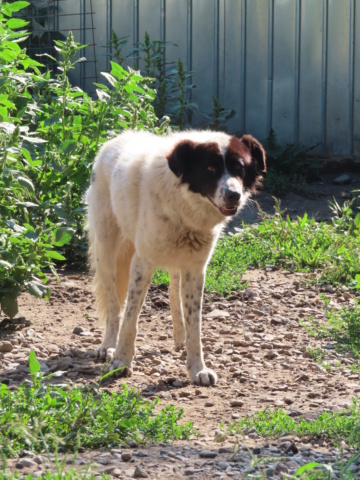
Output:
174 228 210 251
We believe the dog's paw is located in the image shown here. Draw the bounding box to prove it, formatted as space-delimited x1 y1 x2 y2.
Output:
173 325 186 352
174 338 185 352
107 358 133 378
96 346 115 362
189 367 217 386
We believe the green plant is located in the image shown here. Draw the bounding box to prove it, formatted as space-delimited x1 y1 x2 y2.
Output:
152 201 360 294
226 400 360 448
205 96 235 132
263 129 318 195
0 1 73 317
0 2 168 316
0 351 194 459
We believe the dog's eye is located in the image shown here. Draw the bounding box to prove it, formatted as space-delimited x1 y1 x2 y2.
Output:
207 165 217 174
234 162 243 173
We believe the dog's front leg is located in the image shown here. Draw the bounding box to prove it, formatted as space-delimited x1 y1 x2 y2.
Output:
181 268 217 386
108 255 154 377
169 270 186 351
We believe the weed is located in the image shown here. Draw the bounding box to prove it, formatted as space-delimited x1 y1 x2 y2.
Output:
152 202 360 294
204 96 235 132
227 400 360 448
0 352 193 459
262 129 318 195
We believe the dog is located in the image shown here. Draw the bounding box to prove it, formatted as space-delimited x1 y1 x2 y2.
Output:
86 130 266 386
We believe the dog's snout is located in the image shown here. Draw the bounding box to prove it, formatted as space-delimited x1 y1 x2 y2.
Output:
224 189 241 204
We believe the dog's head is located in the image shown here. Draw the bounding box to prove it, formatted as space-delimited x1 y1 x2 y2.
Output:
166 134 266 217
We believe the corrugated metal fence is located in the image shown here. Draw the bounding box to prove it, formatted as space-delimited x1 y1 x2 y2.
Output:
56 0 360 157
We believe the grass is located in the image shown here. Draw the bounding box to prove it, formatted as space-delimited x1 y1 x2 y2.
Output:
0 353 193 462
218 404 360 479
153 200 360 295
226 400 360 448
301 299 360 372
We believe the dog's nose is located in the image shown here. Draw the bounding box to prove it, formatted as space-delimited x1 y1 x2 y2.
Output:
224 189 240 204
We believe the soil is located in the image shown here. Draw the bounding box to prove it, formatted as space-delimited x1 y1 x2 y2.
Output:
1 171 360 479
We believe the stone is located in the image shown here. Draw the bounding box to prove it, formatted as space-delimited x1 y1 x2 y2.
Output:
206 309 230 318
73 326 86 334
333 174 351 185
126 439 138 448
0 341 13 353
16 458 38 468
230 400 244 407
134 465 148 478
199 450 218 458
121 451 132 462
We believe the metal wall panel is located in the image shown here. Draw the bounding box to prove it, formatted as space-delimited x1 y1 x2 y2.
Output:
245 0 271 139
222 0 245 133
326 0 353 155
58 0 360 157
354 0 360 157
298 0 324 151
191 0 216 123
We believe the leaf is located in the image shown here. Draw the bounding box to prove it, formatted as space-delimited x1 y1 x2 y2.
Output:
110 61 127 80
46 250 66 261
4 1 29 13
96 89 110 102
0 294 19 319
6 18 28 29
17 176 34 192
16 201 38 207
0 259 12 269
294 462 324 476
29 350 41 375
100 72 116 87
27 280 51 300
354 213 360 230
53 227 73 247
22 136 47 144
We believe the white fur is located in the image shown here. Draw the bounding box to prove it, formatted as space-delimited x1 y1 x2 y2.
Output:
86 130 252 386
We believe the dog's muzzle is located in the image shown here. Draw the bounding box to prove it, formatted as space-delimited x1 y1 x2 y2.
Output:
207 193 240 216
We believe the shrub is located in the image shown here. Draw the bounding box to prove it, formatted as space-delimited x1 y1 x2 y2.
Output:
0 1 168 317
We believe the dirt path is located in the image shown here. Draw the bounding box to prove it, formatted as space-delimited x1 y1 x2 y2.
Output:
1 268 360 478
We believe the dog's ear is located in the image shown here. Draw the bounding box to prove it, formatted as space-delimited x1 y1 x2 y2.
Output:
166 140 196 177
241 134 266 173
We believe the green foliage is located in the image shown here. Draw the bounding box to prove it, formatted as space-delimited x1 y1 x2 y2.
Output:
263 129 319 195
228 400 360 448
0 352 194 458
152 202 360 294
0 2 167 315
113 31 233 130
205 96 235 132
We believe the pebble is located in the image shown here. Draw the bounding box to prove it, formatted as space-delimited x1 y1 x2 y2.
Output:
206 309 230 318
333 174 351 185
230 400 244 407
121 452 132 462
199 450 218 458
134 465 148 478
73 326 86 334
0 341 13 353
16 458 39 469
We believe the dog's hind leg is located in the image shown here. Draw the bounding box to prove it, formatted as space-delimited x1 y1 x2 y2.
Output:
169 270 186 351
88 195 122 362
109 254 155 377
115 240 135 312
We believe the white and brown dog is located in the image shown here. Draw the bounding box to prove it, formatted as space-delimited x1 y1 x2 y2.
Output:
86 130 266 386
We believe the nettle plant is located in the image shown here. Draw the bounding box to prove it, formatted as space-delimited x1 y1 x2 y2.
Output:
0 1 167 318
